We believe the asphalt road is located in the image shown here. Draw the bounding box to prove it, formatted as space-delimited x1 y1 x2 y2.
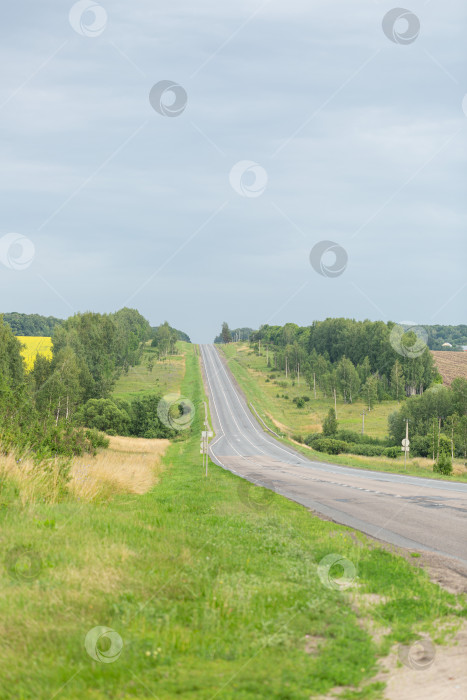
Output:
200 343 467 572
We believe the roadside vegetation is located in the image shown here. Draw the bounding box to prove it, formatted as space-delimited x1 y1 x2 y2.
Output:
2 341 467 699
220 341 467 480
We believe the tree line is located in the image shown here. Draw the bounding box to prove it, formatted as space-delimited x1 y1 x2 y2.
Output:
3 312 63 336
0 309 190 463
250 318 438 400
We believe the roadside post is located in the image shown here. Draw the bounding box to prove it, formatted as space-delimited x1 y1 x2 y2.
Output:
201 401 213 477
401 419 410 470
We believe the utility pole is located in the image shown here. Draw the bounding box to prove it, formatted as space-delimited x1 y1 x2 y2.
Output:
404 418 409 470
361 410 366 435
313 372 316 399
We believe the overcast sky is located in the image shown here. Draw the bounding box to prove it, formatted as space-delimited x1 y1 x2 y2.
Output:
0 0 465 341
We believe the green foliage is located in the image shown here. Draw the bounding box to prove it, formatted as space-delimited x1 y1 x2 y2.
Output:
219 321 232 344
410 435 432 457
426 324 467 350
151 321 179 356
322 408 338 436
2 312 62 336
252 318 439 397
77 398 131 435
434 452 453 475
129 395 174 439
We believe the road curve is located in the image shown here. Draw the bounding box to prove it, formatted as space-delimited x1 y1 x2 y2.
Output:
200 343 467 571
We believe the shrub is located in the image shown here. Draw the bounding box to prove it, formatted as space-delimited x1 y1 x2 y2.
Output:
304 433 322 446
384 446 400 459
292 434 304 443
311 438 348 455
410 435 431 458
334 430 387 446
293 397 305 408
77 398 131 435
434 453 453 475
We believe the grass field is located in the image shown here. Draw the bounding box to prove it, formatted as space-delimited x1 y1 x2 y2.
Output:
16 335 52 371
1 342 466 698
220 344 467 481
432 350 467 386
221 343 399 440
112 343 186 401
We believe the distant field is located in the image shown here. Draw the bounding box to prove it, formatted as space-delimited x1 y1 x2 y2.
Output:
112 341 186 401
221 343 397 440
432 350 467 386
16 336 52 371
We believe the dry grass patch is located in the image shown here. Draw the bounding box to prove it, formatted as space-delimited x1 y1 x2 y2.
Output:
69 435 170 500
0 436 170 504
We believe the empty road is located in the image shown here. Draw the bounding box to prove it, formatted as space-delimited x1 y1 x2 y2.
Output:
200 344 467 573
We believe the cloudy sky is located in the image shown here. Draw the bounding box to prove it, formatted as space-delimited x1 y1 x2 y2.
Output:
0 0 465 341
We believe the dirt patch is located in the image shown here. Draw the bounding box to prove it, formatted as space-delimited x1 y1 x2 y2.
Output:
432 351 467 386
265 412 289 433
377 623 467 700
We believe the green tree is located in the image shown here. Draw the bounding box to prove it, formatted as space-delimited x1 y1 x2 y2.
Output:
322 408 338 436
221 322 232 344
362 375 378 411
390 360 405 401
336 356 360 403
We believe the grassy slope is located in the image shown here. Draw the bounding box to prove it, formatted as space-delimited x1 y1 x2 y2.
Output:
221 344 467 482
112 342 186 401
1 345 466 699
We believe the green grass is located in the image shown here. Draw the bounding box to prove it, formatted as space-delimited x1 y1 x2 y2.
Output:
221 344 399 439
112 342 186 402
220 344 467 482
1 344 466 699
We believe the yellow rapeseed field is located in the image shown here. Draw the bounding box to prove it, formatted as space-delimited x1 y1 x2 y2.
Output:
17 336 52 371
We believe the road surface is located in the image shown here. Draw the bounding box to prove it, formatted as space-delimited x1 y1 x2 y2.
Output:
200 344 467 573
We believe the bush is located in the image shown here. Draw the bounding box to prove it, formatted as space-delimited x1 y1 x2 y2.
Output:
293 397 305 408
130 395 175 439
410 435 431 458
304 432 322 446
343 443 385 457
311 438 348 455
77 398 131 435
384 446 400 459
434 453 453 475
334 430 387 446
292 434 304 443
